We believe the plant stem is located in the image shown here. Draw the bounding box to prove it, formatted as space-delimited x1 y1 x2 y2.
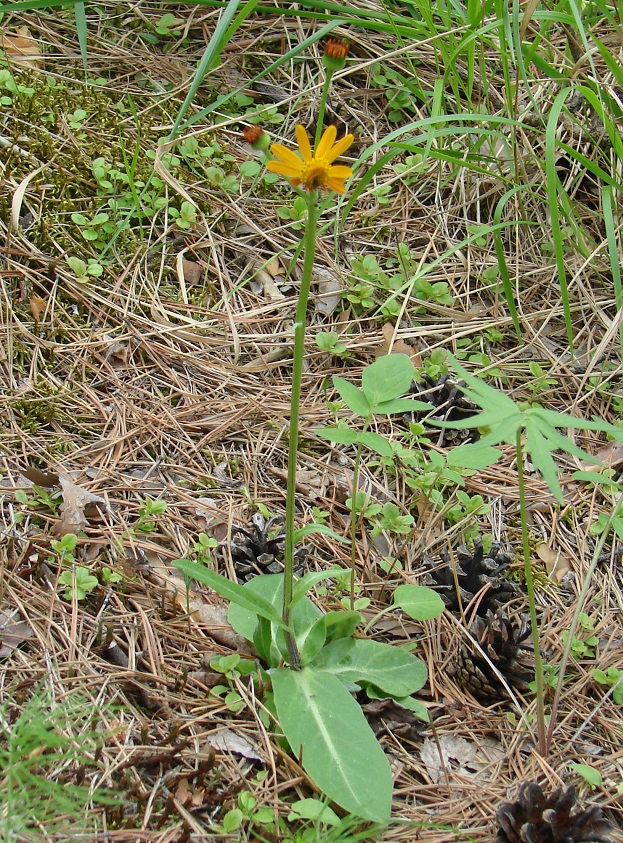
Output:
516 428 547 756
283 190 319 668
349 438 363 610
315 70 334 146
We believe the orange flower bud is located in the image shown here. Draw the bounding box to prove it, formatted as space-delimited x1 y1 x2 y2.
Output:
243 125 270 152
323 38 349 72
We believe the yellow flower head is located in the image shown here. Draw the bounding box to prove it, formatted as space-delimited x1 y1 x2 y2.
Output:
267 124 353 194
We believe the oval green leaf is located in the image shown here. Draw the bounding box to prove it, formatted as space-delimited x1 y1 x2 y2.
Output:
271 666 392 822
393 584 445 620
311 637 427 697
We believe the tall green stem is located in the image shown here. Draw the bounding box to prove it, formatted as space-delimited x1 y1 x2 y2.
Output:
315 71 334 147
516 428 547 756
283 190 319 668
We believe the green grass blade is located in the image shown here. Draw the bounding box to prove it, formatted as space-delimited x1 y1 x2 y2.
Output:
168 0 243 140
493 185 526 340
74 1 88 75
599 185 623 354
545 87 575 353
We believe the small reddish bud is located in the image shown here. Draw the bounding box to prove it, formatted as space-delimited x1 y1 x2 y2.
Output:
323 38 349 72
243 125 270 152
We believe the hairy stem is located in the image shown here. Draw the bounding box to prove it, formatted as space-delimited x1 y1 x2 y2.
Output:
283 190 319 668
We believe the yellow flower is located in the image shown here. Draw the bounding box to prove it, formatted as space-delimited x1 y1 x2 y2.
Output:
267 124 353 193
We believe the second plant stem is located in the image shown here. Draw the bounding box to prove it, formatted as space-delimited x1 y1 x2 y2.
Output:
283 190 319 669
516 428 547 756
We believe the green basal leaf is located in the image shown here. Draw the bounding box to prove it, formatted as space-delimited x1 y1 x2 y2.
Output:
227 575 322 666
253 616 275 664
299 616 328 664
361 354 414 407
271 666 392 822
173 559 287 629
332 377 371 417
292 523 349 545
393 584 445 621
322 610 361 643
311 638 427 697
291 567 349 604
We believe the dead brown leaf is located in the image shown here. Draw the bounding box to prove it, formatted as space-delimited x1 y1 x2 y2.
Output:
182 259 203 286
373 323 421 363
57 476 106 535
536 541 572 583
314 266 342 317
1 27 44 69
29 296 47 322
0 609 33 658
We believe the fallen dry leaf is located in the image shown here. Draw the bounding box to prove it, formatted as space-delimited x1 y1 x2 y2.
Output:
420 734 505 785
1 27 44 69
29 296 47 322
181 258 203 286
536 541 572 584
0 609 33 659
373 322 420 362
314 265 342 317
57 476 106 534
208 728 262 761
103 335 129 367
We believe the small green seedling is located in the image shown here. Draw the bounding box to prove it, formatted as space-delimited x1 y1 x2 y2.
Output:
562 616 599 660
100 566 123 585
195 533 218 567
58 566 99 601
568 763 603 790
218 787 275 833
67 108 87 130
170 200 198 230
209 654 256 713
592 666 623 704
154 13 183 37
15 484 59 513
135 497 167 533
50 533 77 565
315 331 348 359
66 256 104 283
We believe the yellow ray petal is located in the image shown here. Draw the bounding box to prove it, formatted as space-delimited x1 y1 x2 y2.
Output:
295 125 312 162
266 160 303 178
325 133 354 164
269 143 303 169
327 165 352 180
315 125 338 160
325 177 347 193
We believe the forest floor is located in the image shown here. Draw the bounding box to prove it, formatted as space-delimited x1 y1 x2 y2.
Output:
1 1 623 841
